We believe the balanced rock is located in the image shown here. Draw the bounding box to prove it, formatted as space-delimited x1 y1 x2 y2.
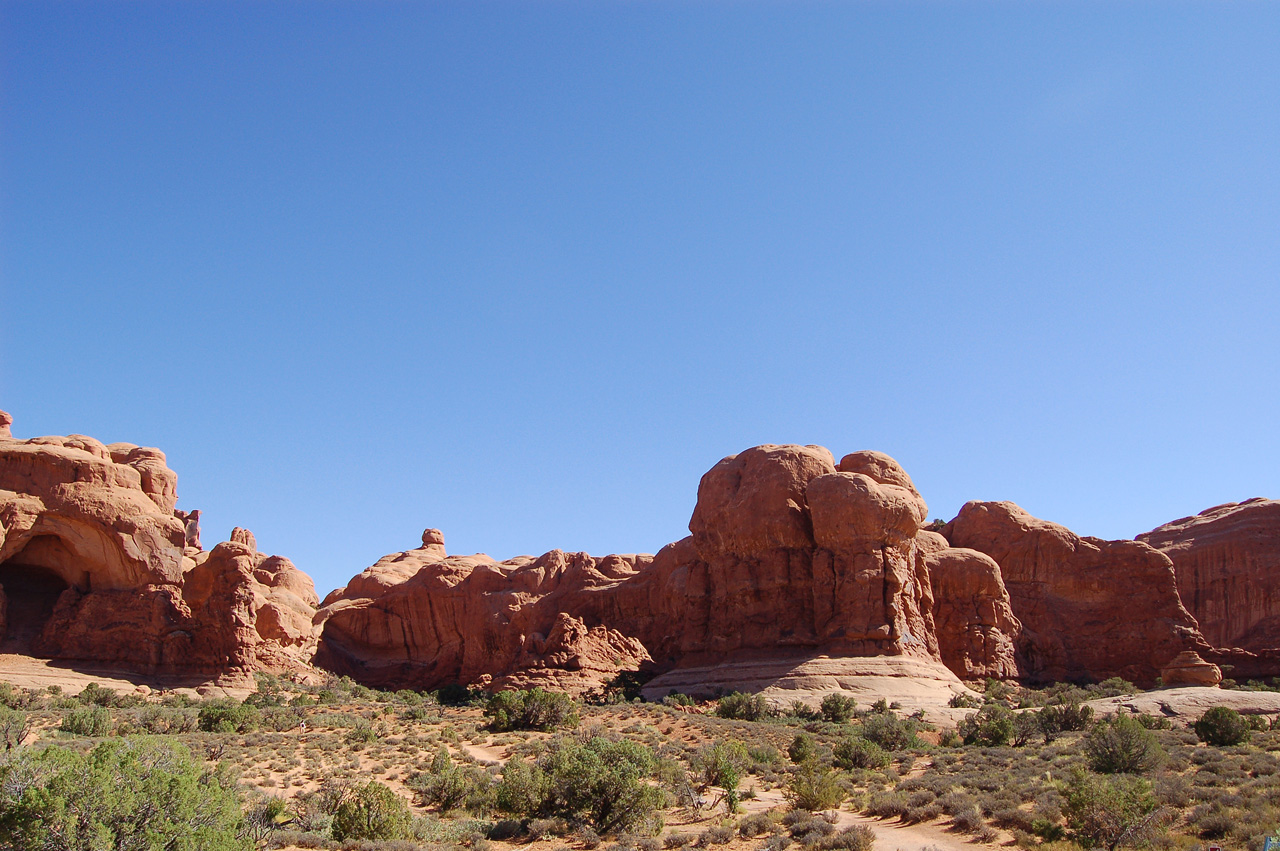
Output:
1161 650 1223 687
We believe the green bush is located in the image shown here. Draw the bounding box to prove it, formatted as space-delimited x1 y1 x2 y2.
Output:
409 746 495 813
0 738 247 850
1038 701 1094 741
1084 715 1164 774
1063 770 1164 850
60 704 110 736
331 781 413 842
484 688 580 732
695 739 752 812
496 736 664 834
715 692 775 721
833 736 889 770
819 693 857 723
785 760 846 811
788 733 817 764
0 707 32 751
958 704 1014 747
1194 706 1252 747
197 699 260 734
857 712 919 751
76 682 120 707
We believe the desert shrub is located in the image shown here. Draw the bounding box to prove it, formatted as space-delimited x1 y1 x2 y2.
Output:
695 739 751 812
664 832 694 848
0 707 32 752
984 678 1015 701
410 747 495 813
958 704 1014 747
1091 678 1138 698
738 812 776 838
700 825 735 845
60 704 111 736
866 790 909 819
498 736 664 834
833 736 889 770
261 706 304 732
487 818 524 840
715 692 775 721
1038 702 1093 741
1084 715 1165 774
1195 706 1252 747
857 713 918 751
950 804 985 833
809 826 874 851
662 693 694 707
331 781 413 842
789 700 821 721
528 817 571 839
949 692 982 709
76 682 121 707
197 699 261 733
0 738 246 850
820 693 856 724
1133 714 1171 730
789 733 817 764
786 760 845 811
1063 770 1165 850
484 688 579 732
344 722 379 745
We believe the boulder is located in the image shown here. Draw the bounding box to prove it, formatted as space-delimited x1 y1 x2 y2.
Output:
1161 651 1223 688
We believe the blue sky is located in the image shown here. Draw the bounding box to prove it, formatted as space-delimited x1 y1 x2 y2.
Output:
2 2 1277 595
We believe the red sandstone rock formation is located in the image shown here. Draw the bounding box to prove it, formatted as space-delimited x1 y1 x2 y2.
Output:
1139 499 1280 653
944 500 1207 686
317 445 1021 693
0 411 316 682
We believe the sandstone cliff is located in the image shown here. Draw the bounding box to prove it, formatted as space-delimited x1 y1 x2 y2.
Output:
316 445 1020 694
1139 499 1280 653
0 411 317 682
944 500 1208 686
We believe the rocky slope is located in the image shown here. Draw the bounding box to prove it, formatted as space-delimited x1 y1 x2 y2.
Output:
0 411 317 684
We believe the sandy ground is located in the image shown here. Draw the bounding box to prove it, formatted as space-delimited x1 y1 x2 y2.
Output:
0 653 250 699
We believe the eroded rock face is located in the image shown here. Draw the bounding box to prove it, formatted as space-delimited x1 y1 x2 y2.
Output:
316 445 1021 693
1161 651 1223 687
945 500 1206 686
1139 499 1280 653
0 412 316 681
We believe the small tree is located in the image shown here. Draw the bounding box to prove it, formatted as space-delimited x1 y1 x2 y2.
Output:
1038 701 1094 742
785 760 846 811
484 688 579 732
0 707 32 750
1084 715 1164 774
715 692 775 721
788 733 817 764
1064 770 1166 850
958 704 1014 746
1194 706 1252 746
820 692 857 723
833 736 889 770
858 711 919 751
331 781 413 842
695 739 752 813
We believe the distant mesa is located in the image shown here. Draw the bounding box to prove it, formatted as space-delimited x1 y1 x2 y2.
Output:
1 407 1278 705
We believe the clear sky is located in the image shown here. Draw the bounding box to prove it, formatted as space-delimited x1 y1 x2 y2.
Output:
2 2 1277 596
